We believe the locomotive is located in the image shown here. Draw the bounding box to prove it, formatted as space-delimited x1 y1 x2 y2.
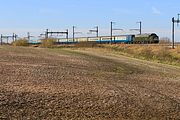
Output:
134 33 159 44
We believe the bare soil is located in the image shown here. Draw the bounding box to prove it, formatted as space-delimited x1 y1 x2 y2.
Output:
0 46 180 120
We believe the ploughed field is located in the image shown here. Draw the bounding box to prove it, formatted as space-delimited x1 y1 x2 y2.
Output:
0 46 180 120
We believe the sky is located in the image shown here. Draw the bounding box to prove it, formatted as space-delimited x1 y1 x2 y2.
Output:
0 0 180 42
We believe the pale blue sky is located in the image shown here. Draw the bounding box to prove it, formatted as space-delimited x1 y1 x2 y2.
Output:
0 0 180 41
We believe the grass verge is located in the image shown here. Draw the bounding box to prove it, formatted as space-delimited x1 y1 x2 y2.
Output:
99 44 180 67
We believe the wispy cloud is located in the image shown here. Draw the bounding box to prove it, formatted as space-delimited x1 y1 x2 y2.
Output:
152 7 161 15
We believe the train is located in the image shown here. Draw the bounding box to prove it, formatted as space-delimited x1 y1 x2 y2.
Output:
56 33 159 44
29 33 159 45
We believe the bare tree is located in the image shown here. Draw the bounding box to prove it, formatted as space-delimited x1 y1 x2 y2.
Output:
159 37 171 44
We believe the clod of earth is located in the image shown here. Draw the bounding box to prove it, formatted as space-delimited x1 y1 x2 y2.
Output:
0 46 180 120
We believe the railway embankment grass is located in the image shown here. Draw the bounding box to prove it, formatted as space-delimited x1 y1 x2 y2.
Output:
94 44 180 67
8 41 180 67
58 42 180 67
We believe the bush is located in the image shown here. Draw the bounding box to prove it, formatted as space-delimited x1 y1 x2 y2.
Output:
159 37 171 44
40 38 56 48
12 39 29 46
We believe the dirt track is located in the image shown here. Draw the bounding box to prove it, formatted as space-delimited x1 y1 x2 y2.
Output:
0 46 180 120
